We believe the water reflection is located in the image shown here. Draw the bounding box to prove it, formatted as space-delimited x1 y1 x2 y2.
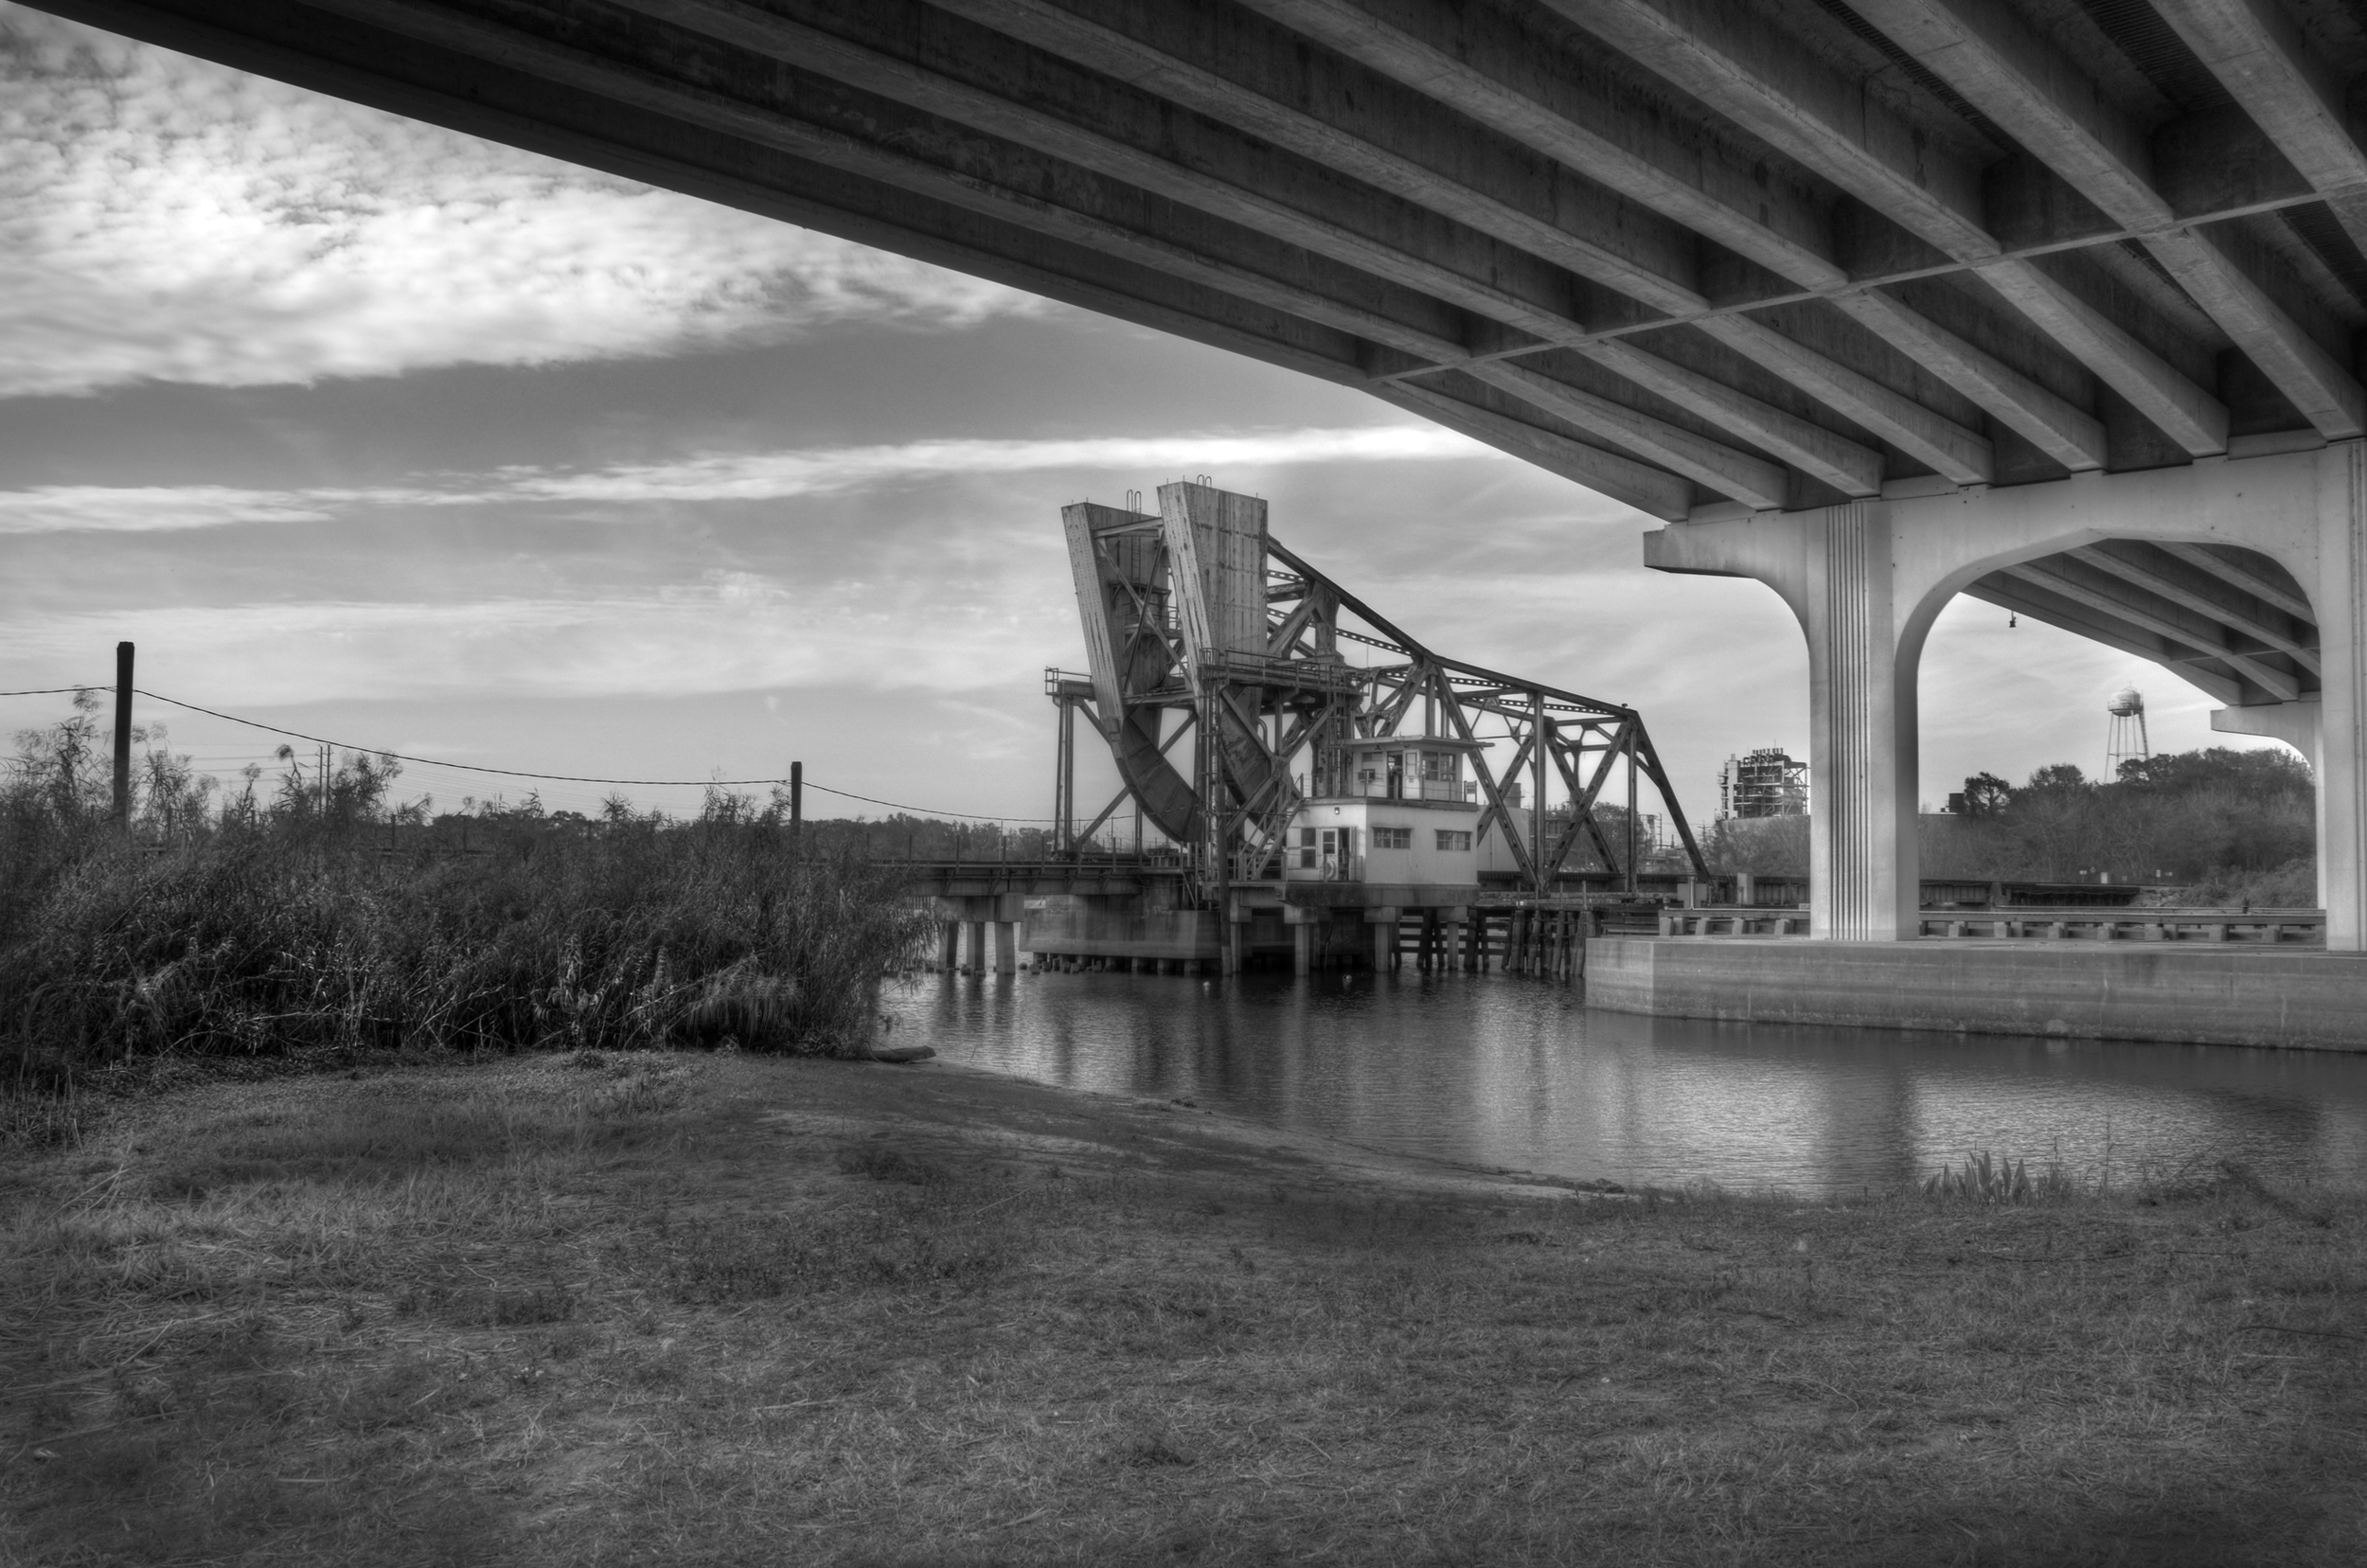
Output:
883 970 2367 1192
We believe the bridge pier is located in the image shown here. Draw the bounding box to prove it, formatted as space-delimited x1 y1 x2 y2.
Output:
1649 443 2366 950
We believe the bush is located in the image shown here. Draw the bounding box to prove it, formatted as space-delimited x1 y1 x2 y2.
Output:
1 698 932 1086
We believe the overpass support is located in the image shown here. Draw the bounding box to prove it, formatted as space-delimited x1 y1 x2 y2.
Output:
1648 442 2367 949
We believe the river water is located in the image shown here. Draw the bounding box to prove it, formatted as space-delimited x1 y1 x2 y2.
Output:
881 969 2367 1193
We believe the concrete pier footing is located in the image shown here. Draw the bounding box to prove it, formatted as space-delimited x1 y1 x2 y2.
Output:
1588 937 2367 1051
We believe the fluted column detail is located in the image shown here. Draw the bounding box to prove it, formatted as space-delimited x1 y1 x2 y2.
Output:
1806 502 1914 940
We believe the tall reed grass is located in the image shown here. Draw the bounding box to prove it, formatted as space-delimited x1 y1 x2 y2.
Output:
2 697 932 1088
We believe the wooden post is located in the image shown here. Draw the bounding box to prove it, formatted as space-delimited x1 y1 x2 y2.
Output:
789 760 803 860
112 641 133 832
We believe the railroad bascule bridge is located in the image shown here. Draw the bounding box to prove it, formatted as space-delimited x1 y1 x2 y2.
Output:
42 0 2367 1042
1017 479 1705 972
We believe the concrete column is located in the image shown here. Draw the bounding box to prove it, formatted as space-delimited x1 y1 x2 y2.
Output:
2317 441 2367 949
1803 502 1918 940
994 921 1017 974
1368 908 1397 971
1648 454 2349 943
938 921 961 971
1292 922 1313 974
964 920 987 974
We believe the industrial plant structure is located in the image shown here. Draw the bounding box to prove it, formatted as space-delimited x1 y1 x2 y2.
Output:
1032 480 1706 971
1718 749 1808 821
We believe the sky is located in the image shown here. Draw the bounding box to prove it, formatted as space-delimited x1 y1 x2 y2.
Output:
0 5 2270 830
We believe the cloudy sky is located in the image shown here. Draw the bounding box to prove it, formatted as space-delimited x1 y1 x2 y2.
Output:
0 5 2253 828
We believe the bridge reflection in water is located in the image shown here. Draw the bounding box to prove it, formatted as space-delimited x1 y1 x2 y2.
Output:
886 972 2367 1194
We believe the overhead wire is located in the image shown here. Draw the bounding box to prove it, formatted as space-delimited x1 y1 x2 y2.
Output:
101 686 1061 823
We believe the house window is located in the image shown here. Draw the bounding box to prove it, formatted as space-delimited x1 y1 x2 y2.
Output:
1297 826 1317 870
1435 829 1471 851
1371 826 1412 850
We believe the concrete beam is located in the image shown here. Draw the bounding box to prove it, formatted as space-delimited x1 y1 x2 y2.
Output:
304 0 1517 369
1232 0 1845 294
931 0 1720 308
2159 541 2318 624
1528 1 2244 467
1577 338 1884 496
1539 0 1994 261
2152 0 2367 257
2213 696 2321 761
28 0 1483 406
2068 541 2322 673
1974 258 2230 456
1455 362 1791 509
610 0 1672 326
2147 228 2367 439
2001 558 2305 701
1844 0 2367 440
1831 288 2106 472
1958 576 2245 704
1374 380 1696 520
1698 316 1994 485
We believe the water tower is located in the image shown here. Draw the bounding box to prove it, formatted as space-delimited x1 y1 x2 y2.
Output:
2105 686 2149 778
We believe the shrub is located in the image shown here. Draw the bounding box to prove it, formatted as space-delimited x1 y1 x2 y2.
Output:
1 700 931 1085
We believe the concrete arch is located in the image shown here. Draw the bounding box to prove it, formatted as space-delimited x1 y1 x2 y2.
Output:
1645 440 2367 945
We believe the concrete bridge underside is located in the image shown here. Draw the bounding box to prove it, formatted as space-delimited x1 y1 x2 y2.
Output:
33 0 2367 951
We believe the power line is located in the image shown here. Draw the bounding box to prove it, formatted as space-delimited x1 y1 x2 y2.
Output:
126 686 1058 823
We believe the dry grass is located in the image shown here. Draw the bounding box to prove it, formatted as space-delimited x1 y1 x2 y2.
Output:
4 1054 2365 1566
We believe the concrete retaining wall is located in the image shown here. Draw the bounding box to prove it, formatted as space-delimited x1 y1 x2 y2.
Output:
1586 937 2367 1051
1023 896 1218 960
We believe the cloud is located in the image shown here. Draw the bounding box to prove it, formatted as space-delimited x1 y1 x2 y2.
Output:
0 7 1041 398
0 425 1500 531
0 569 1062 704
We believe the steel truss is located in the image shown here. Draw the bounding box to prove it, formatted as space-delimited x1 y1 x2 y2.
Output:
1052 483 1706 904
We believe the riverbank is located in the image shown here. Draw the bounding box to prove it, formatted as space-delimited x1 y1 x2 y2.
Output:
5 1053 2363 1565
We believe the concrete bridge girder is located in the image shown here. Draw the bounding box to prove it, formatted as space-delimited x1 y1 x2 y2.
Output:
1646 441 2358 947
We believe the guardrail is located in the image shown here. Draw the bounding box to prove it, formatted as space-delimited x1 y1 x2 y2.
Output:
1659 906 2326 943
1659 908 1810 936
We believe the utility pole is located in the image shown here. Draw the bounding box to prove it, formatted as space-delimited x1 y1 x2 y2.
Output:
112 641 133 832
789 760 802 860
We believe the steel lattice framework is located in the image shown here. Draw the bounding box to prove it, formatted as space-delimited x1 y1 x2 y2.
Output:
1052 481 1707 900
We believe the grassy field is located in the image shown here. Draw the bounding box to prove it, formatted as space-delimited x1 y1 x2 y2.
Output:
4 1051 2364 1566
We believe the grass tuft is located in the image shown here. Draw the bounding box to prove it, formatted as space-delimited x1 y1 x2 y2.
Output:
8 1056 2365 1565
